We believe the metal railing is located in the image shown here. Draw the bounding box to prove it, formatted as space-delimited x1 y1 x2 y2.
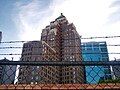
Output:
0 60 120 66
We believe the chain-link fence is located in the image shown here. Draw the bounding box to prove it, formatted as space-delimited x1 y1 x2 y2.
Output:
0 60 120 89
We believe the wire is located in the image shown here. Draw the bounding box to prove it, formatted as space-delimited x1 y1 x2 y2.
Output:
1 35 120 43
0 47 22 49
1 41 26 43
0 61 120 66
0 36 120 56
0 53 120 55
81 35 120 39
0 44 120 49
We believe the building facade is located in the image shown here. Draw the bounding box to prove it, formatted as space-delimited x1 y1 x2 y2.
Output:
18 41 59 84
81 41 111 83
19 13 85 84
0 58 16 84
112 59 120 79
41 13 85 84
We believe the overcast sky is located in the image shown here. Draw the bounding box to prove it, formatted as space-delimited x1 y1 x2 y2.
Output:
0 0 120 60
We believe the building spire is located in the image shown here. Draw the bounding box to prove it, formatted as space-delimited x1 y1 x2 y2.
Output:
56 13 65 20
61 13 63 16
60 13 65 17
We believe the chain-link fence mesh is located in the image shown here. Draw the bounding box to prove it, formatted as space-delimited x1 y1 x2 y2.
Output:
0 60 120 89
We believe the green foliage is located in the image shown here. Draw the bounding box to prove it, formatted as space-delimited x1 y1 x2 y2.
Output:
99 78 120 83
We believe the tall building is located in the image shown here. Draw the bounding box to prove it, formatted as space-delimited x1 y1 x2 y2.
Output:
0 58 16 84
0 31 2 43
81 41 111 83
19 13 85 84
41 13 85 83
112 59 120 79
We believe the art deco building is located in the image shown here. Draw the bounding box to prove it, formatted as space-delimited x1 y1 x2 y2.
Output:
41 13 85 83
19 13 85 84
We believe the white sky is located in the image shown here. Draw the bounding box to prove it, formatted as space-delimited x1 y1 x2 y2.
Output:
12 0 120 60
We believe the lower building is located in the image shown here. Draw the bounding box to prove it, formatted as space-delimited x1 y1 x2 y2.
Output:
0 58 16 84
18 41 59 84
81 41 112 84
112 59 120 79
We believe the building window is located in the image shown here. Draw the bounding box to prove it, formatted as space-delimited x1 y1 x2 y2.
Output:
102 57 108 61
93 48 99 51
99 43 105 47
82 47 85 51
101 48 107 52
70 56 72 59
37 66 39 69
93 44 99 47
31 77 33 79
101 54 108 57
86 48 92 51
86 44 92 48
36 76 39 80
44 50 46 53
32 71 35 75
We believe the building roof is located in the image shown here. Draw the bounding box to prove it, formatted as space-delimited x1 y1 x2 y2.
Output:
81 41 106 44
56 13 65 20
